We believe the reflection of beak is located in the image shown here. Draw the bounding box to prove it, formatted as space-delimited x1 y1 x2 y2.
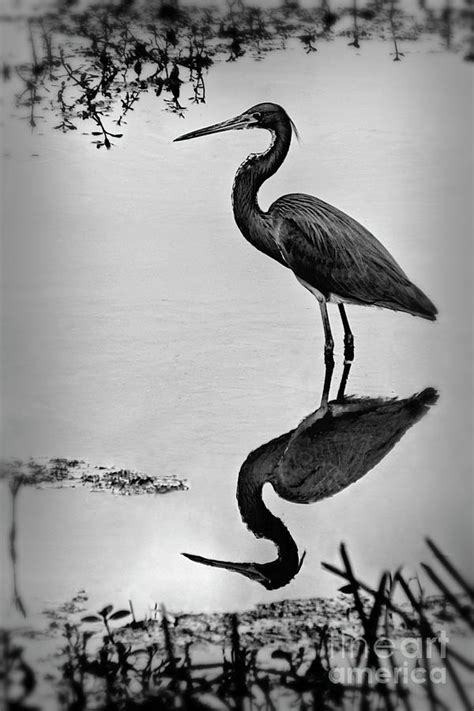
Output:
182 552 268 584
297 550 306 573
174 113 254 142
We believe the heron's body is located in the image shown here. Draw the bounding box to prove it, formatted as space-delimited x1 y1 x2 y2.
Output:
231 117 436 320
175 102 437 363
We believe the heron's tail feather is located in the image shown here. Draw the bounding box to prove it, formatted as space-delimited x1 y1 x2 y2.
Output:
378 282 437 321
409 285 438 321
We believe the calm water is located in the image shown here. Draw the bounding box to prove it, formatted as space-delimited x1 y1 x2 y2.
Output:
1 38 472 620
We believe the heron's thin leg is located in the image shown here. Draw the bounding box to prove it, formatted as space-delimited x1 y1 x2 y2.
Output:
319 300 334 365
338 304 354 363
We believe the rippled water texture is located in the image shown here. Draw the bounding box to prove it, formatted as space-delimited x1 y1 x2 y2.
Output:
1 33 472 619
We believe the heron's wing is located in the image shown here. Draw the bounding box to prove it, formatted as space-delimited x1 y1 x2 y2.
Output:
270 194 436 318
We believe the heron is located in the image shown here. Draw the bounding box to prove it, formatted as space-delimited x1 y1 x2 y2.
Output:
183 378 438 590
174 103 437 366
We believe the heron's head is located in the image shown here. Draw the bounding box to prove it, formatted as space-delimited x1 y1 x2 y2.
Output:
181 549 306 590
173 102 299 142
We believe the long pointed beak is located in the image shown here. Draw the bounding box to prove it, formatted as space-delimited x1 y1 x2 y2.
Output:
182 552 266 582
173 113 253 142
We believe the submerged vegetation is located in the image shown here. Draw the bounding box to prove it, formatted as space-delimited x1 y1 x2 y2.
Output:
3 540 473 709
1 0 473 148
0 458 189 494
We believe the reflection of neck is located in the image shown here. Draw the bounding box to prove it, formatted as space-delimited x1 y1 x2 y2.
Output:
237 435 299 568
286 404 329 448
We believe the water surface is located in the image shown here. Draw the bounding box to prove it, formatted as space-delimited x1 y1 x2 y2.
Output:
1 39 472 619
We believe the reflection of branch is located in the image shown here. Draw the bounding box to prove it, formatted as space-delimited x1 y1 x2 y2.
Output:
441 0 452 50
9 481 27 618
40 20 58 80
465 4 474 61
117 89 140 124
389 0 404 61
60 52 123 148
299 29 317 53
54 81 77 131
28 21 42 75
348 0 360 48
15 69 40 128
184 36 210 103
90 113 123 149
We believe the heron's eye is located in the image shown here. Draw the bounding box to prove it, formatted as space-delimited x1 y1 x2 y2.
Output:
252 112 262 121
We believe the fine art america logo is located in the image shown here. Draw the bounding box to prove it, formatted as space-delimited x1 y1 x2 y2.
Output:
326 630 449 686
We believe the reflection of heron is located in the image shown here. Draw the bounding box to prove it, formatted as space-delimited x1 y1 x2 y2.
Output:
175 103 437 365
183 378 438 589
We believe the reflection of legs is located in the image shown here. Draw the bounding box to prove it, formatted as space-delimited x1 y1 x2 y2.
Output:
338 304 354 363
319 300 334 408
319 300 334 365
337 304 353 400
337 361 352 403
320 357 334 409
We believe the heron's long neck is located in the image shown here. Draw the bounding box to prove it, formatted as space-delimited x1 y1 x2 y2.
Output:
232 122 292 256
237 433 298 565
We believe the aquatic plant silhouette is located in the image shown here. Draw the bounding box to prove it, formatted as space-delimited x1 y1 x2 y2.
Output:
8 538 470 710
183 372 438 589
324 540 474 711
1 633 37 710
82 604 131 642
1 0 471 148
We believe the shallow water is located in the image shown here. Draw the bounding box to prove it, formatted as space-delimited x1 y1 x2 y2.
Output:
1 37 472 620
